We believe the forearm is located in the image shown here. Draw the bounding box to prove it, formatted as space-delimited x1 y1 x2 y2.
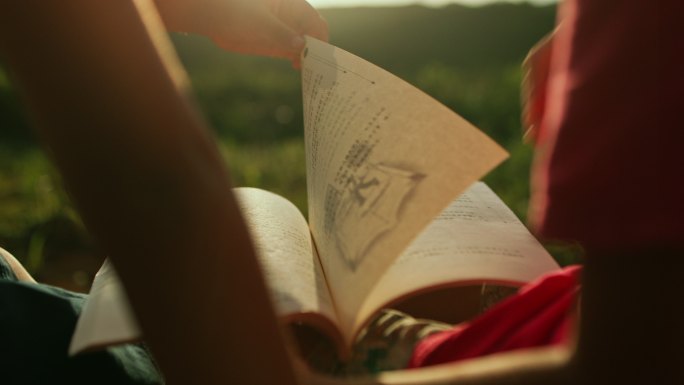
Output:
0 1 296 384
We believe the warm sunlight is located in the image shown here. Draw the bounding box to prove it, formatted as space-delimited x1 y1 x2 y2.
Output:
309 0 557 8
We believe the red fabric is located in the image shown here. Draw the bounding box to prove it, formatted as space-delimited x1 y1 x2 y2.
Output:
529 0 684 252
410 0 683 370
408 266 580 368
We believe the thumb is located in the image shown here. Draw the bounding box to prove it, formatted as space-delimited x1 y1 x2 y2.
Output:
259 11 306 55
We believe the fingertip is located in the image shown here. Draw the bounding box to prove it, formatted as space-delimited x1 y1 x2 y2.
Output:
260 12 303 54
313 16 329 42
291 35 305 50
321 17 330 40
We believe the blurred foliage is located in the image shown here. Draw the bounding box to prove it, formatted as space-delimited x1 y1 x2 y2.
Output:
0 66 35 148
0 3 575 278
220 139 308 216
0 147 91 272
321 3 556 74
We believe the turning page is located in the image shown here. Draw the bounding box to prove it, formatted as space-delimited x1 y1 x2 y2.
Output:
359 182 560 322
301 37 508 342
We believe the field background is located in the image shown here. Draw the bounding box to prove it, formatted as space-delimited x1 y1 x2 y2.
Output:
0 3 577 292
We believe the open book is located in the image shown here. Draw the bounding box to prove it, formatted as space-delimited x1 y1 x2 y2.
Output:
69 37 559 357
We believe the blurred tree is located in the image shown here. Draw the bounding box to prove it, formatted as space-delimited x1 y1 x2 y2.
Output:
0 3 564 277
0 64 36 147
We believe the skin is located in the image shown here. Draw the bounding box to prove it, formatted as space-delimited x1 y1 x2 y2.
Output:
520 30 554 144
1 0 682 384
154 0 328 66
0 1 325 384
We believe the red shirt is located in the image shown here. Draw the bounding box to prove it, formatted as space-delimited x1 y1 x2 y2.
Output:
411 0 682 368
409 266 580 368
529 0 683 252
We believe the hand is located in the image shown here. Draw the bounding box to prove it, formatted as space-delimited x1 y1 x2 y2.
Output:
521 31 554 144
155 0 328 65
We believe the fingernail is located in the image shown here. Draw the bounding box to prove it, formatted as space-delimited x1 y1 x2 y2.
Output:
291 36 305 50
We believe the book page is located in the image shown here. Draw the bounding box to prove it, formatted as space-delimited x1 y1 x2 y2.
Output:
301 37 508 343
359 182 560 324
70 188 340 355
69 259 141 355
234 188 337 325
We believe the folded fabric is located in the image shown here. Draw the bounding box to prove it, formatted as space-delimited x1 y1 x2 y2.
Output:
409 265 581 368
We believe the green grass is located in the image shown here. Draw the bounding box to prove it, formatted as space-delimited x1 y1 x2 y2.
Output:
0 147 84 270
0 134 551 272
0 141 310 271
220 139 308 216
0 148 67 240
0 3 569 273
0 61 547 271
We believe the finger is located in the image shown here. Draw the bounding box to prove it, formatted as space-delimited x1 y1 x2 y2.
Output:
213 36 292 61
213 33 301 68
521 33 553 143
291 54 301 69
214 10 304 61
258 10 306 55
306 14 329 42
276 0 328 41
521 66 545 144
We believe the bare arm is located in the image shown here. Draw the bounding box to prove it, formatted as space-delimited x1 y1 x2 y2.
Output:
0 1 298 383
4 1 681 384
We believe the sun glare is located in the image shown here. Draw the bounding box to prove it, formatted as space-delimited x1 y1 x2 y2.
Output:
308 0 557 8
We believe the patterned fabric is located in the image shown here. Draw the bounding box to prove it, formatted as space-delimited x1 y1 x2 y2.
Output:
299 309 452 376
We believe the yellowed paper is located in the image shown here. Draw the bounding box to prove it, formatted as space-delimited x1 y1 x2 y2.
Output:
71 188 340 355
234 188 336 322
301 37 508 343
359 182 560 321
72 39 512 352
69 259 141 355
